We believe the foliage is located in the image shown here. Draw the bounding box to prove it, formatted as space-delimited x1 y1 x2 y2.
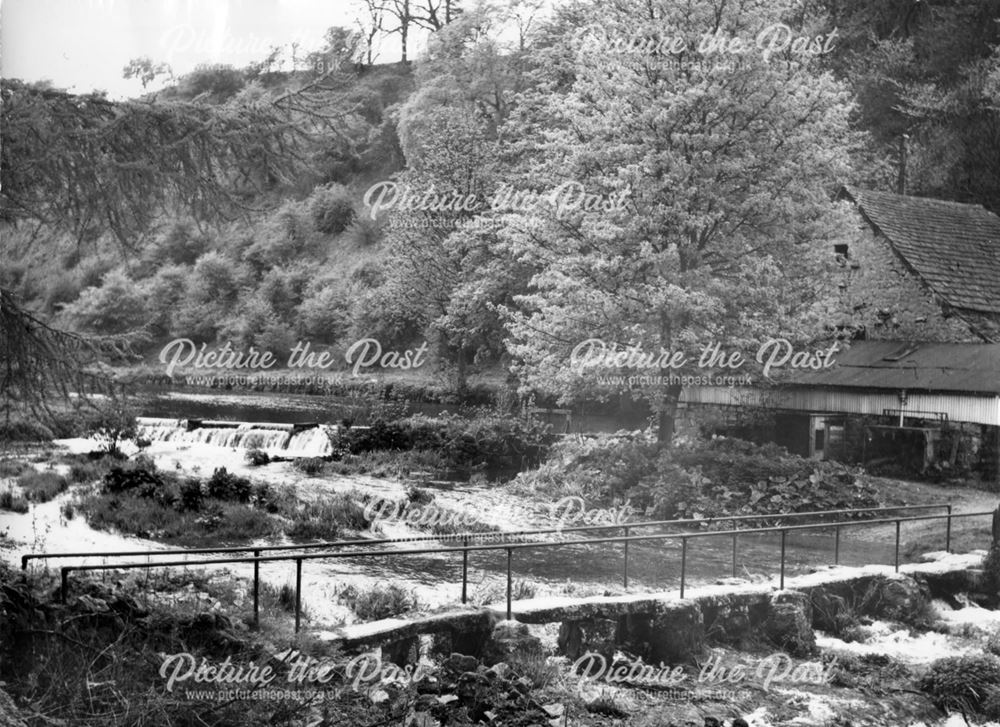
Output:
500 0 860 441
205 468 253 503
16 471 68 503
291 457 327 476
329 413 553 476
0 488 29 513
244 448 271 466
338 582 418 621
514 434 882 521
281 493 368 541
309 183 356 234
921 654 1000 717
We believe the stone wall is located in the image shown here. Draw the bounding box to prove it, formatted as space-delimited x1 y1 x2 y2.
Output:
834 221 981 342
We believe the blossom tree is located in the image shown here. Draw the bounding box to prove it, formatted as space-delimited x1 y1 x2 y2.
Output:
500 0 861 442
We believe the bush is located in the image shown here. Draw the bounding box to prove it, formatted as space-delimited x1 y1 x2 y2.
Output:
245 448 271 466
921 654 1000 717
0 459 30 478
284 493 367 541
328 414 553 478
68 459 110 484
309 184 355 234
103 462 162 494
339 583 417 621
292 457 326 476
0 489 29 513
205 468 252 502
17 471 69 503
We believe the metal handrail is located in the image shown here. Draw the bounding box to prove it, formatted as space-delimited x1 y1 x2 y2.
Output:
50 506 989 633
20 502 950 569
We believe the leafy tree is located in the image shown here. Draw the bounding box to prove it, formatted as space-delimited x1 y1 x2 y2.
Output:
59 269 149 335
500 0 860 443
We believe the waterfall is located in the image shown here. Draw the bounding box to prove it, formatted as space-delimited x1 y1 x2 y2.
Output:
135 417 333 457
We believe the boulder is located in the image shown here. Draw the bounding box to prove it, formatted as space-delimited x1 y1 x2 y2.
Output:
482 620 543 666
763 591 815 656
557 618 619 660
624 600 704 664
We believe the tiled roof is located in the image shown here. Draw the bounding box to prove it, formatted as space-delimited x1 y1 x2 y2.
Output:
842 187 1000 315
786 340 1000 395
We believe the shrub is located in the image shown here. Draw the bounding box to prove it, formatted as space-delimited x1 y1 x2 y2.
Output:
103 462 162 494
0 489 29 513
921 654 1000 717
178 478 204 511
339 583 417 621
0 459 30 478
245 448 271 466
17 471 69 503
309 184 355 234
205 468 252 502
292 457 326 476
284 493 367 540
68 459 110 484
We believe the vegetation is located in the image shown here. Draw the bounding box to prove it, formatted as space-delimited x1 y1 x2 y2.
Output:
921 654 1000 718
75 458 368 546
329 413 553 478
337 582 418 621
513 434 882 522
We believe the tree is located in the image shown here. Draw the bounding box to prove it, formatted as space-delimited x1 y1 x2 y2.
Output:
122 57 173 89
500 0 860 444
1 79 307 247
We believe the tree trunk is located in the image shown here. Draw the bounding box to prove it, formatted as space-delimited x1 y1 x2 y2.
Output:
656 383 683 446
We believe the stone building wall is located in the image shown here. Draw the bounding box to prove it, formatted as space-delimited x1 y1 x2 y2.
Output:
833 221 981 342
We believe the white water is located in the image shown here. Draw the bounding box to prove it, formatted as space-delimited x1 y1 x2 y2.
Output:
136 417 333 457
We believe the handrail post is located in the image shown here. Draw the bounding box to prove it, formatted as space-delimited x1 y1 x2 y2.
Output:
680 537 687 599
623 526 630 589
253 549 260 630
946 505 952 553
505 548 513 620
779 530 787 589
20 555 29 571
60 567 69 603
895 520 901 572
731 531 738 578
294 558 303 634
461 536 469 604
834 526 841 565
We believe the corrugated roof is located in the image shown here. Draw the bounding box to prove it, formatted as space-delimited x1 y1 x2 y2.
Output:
842 187 1000 315
785 341 1000 395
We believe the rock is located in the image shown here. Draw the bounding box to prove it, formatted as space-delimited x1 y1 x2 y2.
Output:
383 636 420 667
557 617 618 660
482 620 543 666
763 591 815 656
444 653 479 674
624 600 704 664
859 576 929 625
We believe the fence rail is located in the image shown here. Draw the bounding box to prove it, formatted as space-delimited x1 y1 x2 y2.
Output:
36 504 990 633
20 503 950 569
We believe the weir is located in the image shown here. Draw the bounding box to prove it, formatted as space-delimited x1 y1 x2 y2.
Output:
135 417 335 456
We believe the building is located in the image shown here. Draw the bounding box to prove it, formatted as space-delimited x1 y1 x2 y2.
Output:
683 188 1000 483
833 186 1000 343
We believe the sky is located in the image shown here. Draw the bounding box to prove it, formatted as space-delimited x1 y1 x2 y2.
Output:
1 0 416 98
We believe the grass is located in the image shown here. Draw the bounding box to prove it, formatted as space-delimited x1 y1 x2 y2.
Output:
17 471 69 502
0 488 29 513
282 492 368 541
0 458 31 478
77 493 280 545
337 582 418 621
